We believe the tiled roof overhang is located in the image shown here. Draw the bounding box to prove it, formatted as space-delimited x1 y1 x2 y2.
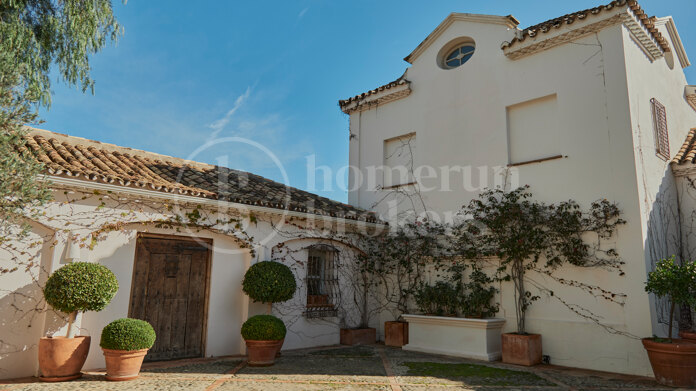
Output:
501 0 670 60
23 128 381 224
338 74 411 114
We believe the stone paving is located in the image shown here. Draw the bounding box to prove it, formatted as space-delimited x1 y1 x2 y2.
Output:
0 345 677 391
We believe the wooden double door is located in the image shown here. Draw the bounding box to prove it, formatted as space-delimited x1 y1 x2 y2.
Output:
129 235 211 361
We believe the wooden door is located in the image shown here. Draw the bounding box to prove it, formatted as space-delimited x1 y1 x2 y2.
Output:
129 235 211 361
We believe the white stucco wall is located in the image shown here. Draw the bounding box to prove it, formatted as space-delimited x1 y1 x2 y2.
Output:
346 13 694 376
0 185 368 379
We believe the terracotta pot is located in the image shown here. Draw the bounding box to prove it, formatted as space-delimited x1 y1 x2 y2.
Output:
245 339 282 366
340 327 376 345
501 333 542 366
102 348 149 381
384 321 409 347
679 331 696 343
38 335 91 382
275 338 285 358
642 338 696 388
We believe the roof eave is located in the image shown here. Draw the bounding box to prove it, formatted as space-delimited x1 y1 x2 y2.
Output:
43 175 388 227
655 16 690 69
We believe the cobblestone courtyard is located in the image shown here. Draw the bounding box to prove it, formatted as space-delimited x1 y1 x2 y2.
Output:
1 345 675 391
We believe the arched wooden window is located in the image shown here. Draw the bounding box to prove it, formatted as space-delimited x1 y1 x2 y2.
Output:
304 244 339 318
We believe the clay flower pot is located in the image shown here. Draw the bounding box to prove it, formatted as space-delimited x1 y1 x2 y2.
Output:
38 335 91 382
275 338 285 358
679 331 696 343
102 348 149 381
642 338 696 388
340 328 376 345
384 321 409 347
501 333 542 366
245 340 283 366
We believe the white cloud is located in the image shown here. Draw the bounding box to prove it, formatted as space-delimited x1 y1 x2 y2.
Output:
207 87 252 140
298 7 309 19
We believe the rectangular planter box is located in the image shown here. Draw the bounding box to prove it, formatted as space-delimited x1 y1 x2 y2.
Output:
385 321 409 347
340 328 376 345
402 314 506 361
501 333 542 366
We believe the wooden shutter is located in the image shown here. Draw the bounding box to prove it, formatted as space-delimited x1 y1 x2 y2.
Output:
651 98 670 160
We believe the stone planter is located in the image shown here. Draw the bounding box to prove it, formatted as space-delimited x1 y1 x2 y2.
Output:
340 328 376 345
102 348 149 381
38 336 91 382
642 338 696 388
384 321 409 347
501 333 542 366
402 315 505 361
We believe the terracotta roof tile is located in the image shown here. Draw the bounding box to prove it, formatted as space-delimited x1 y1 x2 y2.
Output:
25 128 379 223
501 0 670 52
672 128 696 165
338 74 409 109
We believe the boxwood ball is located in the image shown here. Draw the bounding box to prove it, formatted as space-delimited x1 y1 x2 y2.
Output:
43 262 118 314
242 261 296 304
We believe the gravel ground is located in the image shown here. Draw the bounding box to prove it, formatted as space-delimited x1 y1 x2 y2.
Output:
1 345 670 391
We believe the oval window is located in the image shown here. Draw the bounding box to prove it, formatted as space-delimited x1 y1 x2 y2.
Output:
444 45 475 69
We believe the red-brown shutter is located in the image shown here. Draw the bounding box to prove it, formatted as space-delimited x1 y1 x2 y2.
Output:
651 98 670 160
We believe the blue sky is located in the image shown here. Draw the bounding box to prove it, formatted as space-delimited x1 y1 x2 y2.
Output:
40 0 696 203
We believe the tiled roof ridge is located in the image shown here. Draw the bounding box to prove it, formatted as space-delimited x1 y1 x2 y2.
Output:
501 0 670 52
672 128 696 165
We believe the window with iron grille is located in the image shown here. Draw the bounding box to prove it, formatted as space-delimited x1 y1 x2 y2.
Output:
651 98 670 160
304 245 339 318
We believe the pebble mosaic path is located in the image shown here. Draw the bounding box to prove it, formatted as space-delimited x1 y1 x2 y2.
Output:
0 345 679 391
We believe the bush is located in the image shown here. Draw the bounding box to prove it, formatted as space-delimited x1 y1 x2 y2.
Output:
414 281 460 316
461 270 499 319
43 262 118 314
100 318 156 351
242 261 296 304
645 256 696 340
241 315 286 341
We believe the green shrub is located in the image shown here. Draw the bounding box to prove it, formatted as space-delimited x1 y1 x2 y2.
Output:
645 256 696 340
43 262 118 314
462 270 499 319
414 281 460 316
241 315 286 341
242 261 296 304
100 318 156 351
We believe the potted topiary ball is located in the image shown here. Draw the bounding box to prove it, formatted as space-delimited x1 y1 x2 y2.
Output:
40 262 118 382
100 318 156 381
642 256 696 388
242 261 296 356
241 315 286 366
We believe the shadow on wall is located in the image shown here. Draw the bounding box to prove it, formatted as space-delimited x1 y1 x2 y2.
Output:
644 168 693 334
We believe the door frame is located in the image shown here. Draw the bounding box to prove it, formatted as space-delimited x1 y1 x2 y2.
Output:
128 232 213 359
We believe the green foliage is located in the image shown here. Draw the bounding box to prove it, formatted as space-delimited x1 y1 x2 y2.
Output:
414 281 460 316
413 270 498 318
456 186 625 333
242 261 296 304
100 318 156 351
645 256 696 340
43 262 118 314
0 93 51 242
240 315 286 341
361 220 450 315
1 0 122 106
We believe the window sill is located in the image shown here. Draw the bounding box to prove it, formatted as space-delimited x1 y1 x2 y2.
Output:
508 155 565 167
382 181 417 190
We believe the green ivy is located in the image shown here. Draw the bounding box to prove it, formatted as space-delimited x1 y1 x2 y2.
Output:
242 261 296 304
100 318 156 351
645 256 696 340
241 315 286 341
43 262 118 314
